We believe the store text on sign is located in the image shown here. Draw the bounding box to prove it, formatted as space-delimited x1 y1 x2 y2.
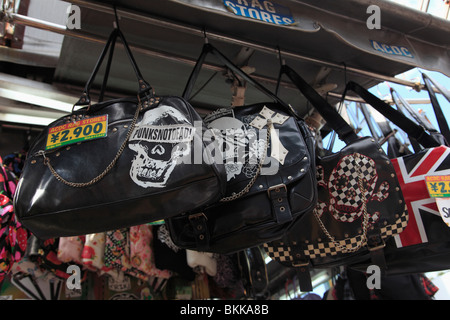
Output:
370 40 414 58
223 0 295 25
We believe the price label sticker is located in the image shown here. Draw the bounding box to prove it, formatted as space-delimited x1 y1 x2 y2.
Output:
425 175 450 198
45 115 108 150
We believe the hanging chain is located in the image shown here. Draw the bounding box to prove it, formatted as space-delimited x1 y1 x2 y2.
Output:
313 153 370 253
39 98 143 188
219 120 272 202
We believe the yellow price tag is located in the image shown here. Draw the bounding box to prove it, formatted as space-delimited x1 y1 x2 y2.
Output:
425 175 450 198
46 115 108 150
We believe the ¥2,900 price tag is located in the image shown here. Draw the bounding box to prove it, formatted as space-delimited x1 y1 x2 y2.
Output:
46 115 108 150
426 175 450 227
425 175 450 198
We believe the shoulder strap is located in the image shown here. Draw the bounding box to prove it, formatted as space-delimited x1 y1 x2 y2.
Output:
422 73 450 143
183 43 299 119
344 81 440 149
390 87 448 148
276 64 359 144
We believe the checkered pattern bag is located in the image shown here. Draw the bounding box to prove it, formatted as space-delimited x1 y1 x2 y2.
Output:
264 137 408 290
263 65 410 291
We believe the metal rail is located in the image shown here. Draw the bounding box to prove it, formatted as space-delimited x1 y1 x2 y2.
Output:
2 2 431 92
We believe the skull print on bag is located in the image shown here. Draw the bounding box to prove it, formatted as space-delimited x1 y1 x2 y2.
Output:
316 153 390 225
128 105 195 188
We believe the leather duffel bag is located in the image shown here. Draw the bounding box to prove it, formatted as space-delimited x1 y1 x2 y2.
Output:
14 28 226 239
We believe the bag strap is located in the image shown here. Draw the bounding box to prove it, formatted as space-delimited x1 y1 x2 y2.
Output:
73 28 153 108
390 87 448 150
276 64 359 145
39 28 147 187
98 29 117 103
422 73 450 143
390 88 435 132
343 81 441 149
183 42 299 119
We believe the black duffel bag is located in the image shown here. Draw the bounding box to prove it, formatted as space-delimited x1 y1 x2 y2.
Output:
165 43 317 254
14 28 226 239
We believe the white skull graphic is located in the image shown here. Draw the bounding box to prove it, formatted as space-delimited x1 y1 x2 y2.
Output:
128 105 194 188
208 116 263 181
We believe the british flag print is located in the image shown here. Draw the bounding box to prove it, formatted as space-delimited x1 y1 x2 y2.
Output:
391 146 450 248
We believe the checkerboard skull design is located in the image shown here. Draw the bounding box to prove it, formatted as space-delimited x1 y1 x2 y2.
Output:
315 153 390 223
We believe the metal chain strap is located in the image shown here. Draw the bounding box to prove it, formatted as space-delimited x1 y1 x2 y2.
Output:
39 99 143 188
313 153 370 253
219 120 272 202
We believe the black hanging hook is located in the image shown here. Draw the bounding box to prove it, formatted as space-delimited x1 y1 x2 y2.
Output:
276 46 285 66
113 4 121 30
202 27 209 43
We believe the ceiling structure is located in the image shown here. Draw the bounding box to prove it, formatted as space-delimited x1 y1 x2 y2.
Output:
1 0 449 130
1 0 449 297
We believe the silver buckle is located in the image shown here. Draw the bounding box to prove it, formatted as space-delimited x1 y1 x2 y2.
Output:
267 184 287 196
189 212 207 221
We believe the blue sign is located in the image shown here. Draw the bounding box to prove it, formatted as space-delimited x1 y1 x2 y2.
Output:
223 0 295 26
370 40 414 58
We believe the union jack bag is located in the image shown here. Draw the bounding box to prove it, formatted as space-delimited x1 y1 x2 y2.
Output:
340 81 450 276
351 146 450 275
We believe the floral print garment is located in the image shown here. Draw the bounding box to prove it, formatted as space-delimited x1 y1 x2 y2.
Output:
57 236 85 264
104 229 149 281
0 193 28 284
129 224 171 279
81 232 112 273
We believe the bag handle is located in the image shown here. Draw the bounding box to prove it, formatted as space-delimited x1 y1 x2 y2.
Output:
276 63 359 145
422 73 450 143
73 28 153 108
39 28 147 187
343 81 441 149
390 87 448 150
390 88 436 132
183 42 299 119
